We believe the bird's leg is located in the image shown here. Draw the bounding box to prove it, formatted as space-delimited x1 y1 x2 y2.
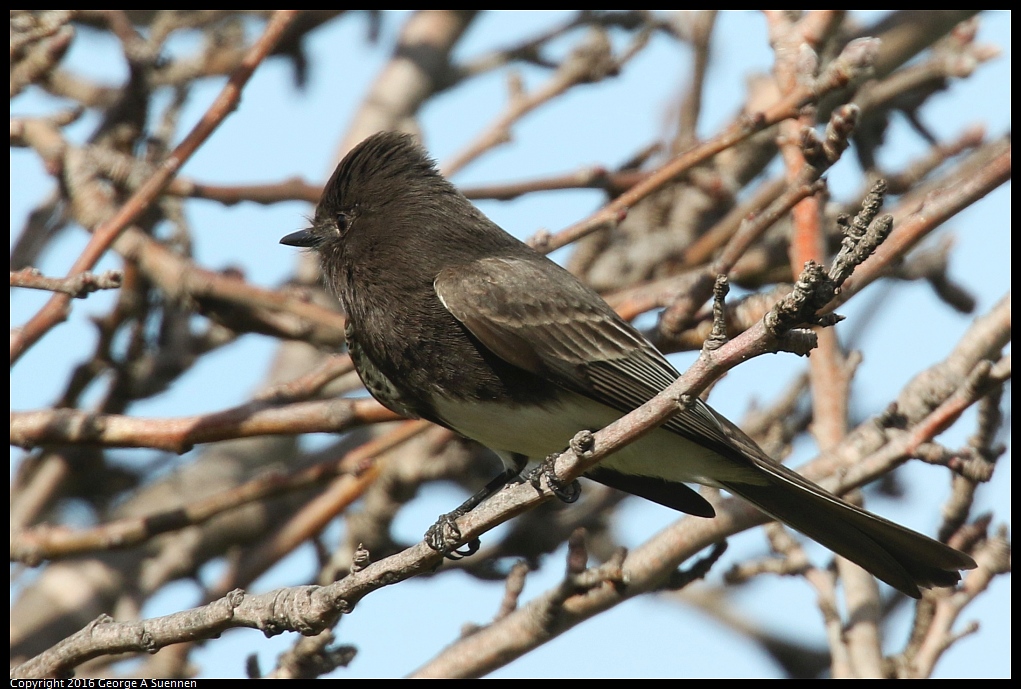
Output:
425 454 527 559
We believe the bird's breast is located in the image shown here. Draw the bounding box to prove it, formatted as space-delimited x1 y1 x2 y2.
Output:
345 323 423 419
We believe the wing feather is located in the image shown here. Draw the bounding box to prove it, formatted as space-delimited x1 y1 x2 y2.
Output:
435 256 756 463
435 256 976 596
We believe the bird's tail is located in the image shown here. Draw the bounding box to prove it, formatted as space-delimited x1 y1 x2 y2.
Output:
720 466 976 598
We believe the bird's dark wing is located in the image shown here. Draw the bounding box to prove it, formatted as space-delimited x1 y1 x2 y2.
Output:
435 256 976 596
435 255 732 517
434 256 751 463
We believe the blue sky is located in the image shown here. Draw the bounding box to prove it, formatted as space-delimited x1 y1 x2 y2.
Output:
11 11 1010 678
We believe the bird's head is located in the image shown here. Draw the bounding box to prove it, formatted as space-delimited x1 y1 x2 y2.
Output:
280 131 454 253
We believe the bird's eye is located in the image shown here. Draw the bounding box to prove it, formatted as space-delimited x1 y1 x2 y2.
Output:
336 212 351 235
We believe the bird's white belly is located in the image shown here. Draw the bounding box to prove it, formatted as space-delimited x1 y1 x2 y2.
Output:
430 391 758 487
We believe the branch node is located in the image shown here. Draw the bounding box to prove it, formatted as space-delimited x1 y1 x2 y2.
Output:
570 429 595 457
140 629 159 654
226 588 246 610
704 275 730 351
351 544 371 573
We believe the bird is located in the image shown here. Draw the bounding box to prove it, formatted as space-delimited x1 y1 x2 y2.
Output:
281 131 975 598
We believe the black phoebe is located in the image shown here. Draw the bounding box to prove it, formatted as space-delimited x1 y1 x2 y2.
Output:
281 131 975 598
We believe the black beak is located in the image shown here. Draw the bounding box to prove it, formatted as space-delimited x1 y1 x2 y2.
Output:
280 229 318 247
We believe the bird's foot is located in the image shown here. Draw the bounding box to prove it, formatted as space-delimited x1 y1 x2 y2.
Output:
529 452 581 503
425 511 480 560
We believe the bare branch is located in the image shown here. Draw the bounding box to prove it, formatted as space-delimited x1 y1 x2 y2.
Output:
10 10 303 366
11 397 398 453
10 268 123 298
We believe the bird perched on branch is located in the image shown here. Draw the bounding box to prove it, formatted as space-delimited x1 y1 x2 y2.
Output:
282 131 975 598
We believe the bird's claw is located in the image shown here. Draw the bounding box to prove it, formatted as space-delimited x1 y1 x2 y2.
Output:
425 512 480 560
550 477 581 503
529 452 581 504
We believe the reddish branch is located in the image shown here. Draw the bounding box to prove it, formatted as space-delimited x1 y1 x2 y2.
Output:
210 421 437 596
407 296 1010 679
11 238 1010 683
834 138 1011 309
11 397 399 454
10 10 302 366
11 419 424 564
114 227 348 348
533 37 881 255
9 11 1009 680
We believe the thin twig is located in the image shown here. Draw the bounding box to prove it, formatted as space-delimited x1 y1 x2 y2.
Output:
10 268 123 298
10 10 303 366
